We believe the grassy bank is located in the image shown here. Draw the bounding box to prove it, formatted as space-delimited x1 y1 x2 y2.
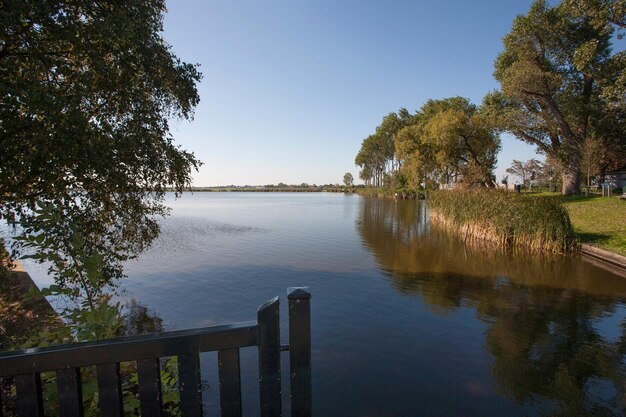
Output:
428 189 578 253
531 194 625 257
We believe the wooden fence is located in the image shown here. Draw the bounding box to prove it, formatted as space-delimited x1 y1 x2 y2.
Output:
0 287 311 417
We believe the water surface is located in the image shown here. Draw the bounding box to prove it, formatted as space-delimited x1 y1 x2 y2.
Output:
22 193 626 416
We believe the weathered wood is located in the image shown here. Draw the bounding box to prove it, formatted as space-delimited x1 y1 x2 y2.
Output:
15 373 43 417
97 363 123 417
257 297 281 417
218 348 242 417
0 291 313 417
56 367 84 417
137 358 163 417
288 287 312 417
178 352 203 417
0 322 257 377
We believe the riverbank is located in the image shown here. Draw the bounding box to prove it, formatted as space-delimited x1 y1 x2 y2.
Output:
355 188 625 258
0 261 60 350
354 187 425 199
553 194 626 257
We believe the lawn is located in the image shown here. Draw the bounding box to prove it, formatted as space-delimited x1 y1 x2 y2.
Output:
531 193 626 257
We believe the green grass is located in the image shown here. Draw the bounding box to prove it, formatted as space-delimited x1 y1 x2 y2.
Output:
428 189 578 253
529 193 626 257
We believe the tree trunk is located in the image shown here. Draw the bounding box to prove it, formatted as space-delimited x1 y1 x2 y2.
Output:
562 164 580 195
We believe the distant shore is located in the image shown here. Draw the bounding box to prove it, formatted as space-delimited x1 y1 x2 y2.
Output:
170 186 358 193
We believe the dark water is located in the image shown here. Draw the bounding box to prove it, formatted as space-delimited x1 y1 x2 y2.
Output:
24 193 626 416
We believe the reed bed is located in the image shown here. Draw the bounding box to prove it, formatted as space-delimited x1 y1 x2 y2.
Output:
428 189 579 253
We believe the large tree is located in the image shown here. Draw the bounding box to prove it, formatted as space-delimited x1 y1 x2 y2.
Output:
489 0 626 194
0 0 202 293
395 97 501 187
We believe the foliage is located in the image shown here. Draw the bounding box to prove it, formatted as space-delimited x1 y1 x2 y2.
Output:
343 172 354 187
395 97 501 187
355 109 413 186
355 98 500 190
579 137 603 186
0 2 201 410
1 259 180 415
428 189 578 253
506 159 545 189
20 300 181 417
354 186 423 200
1 0 202 288
487 0 626 194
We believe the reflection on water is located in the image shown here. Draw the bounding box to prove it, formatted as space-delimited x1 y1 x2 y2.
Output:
11 193 625 416
358 198 626 416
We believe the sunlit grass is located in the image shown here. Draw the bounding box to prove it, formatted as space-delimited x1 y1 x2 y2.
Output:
530 193 626 257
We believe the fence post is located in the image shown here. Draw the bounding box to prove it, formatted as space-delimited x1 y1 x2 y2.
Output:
258 297 281 417
287 287 311 417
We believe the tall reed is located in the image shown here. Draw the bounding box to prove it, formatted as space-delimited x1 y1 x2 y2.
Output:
428 189 579 253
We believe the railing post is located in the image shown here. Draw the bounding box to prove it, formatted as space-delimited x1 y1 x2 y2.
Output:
287 287 311 417
16 373 44 417
258 297 281 417
97 363 124 417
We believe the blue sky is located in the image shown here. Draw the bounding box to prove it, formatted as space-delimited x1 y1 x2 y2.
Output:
163 0 541 186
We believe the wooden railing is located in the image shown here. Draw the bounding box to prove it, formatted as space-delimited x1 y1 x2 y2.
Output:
0 287 311 417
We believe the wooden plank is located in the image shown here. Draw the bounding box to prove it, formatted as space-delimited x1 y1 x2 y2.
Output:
218 348 242 417
137 358 163 417
97 363 123 417
287 288 312 417
257 297 281 417
178 352 203 417
15 373 44 417
0 379 4 417
56 368 84 417
0 322 258 377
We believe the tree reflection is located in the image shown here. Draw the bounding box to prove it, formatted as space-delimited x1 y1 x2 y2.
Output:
121 298 164 335
357 197 626 416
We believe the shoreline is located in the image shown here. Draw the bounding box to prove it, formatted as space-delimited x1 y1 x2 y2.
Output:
581 244 626 273
7 261 58 317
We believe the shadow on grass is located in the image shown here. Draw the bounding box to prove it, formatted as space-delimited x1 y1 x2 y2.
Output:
576 232 612 245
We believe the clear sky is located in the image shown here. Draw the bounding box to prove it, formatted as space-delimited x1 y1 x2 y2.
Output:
163 0 542 186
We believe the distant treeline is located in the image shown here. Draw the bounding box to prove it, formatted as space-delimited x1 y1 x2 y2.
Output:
165 184 366 193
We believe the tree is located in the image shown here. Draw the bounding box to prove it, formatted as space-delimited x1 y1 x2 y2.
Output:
355 109 413 188
343 172 354 187
506 159 544 189
0 0 202 293
579 137 602 187
489 0 626 194
355 134 387 187
395 97 501 187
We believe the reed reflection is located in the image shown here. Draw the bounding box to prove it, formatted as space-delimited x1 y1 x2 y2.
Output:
357 197 626 416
